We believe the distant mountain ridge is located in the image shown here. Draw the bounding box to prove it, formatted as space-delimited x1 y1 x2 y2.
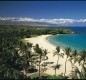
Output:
0 20 61 26
0 20 49 26
0 17 86 26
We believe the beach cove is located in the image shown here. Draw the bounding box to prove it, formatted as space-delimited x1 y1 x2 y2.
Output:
24 35 81 76
48 34 86 52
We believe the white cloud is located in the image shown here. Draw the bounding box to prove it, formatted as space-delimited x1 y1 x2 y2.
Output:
0 17 86 25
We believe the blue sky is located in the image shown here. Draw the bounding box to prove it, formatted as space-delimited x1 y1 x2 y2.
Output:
1 1 86 26
0 1 86 19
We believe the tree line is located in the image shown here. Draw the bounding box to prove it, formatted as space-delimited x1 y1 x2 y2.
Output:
0 25 85 79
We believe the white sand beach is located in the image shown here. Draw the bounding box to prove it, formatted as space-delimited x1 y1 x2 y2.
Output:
24 35 81 76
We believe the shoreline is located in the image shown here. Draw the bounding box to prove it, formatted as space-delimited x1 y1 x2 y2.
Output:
24 34 81 76
46 34 65 52
44 35 56 47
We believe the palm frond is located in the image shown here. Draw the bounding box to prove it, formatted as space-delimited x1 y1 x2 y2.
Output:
53 52 57 57
52 64 61 70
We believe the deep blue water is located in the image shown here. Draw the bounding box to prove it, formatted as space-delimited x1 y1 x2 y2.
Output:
49 28 86 52
67 27 86 34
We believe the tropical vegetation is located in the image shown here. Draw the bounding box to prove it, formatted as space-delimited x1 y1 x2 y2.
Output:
0 25 86 79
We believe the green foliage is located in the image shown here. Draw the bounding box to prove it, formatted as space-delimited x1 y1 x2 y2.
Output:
28 72 48 79
0 25 73 39
47 74 68 79
0 25 86 79
64 47 71 58
69 64 86 79
33 44 48 78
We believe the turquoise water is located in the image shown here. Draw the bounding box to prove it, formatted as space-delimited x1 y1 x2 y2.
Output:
48 34 86 52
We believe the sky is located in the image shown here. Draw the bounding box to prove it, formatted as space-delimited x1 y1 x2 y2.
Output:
0 1 86 19
0 1 86 26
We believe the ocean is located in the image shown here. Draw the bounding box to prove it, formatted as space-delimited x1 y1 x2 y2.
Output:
66 27 86 34
48 27 86 52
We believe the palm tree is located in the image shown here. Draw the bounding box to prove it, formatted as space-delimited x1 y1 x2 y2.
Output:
72 49 78 63
53 46 60 64
53 46 64 64
64 47 71 76
41 49 49 72
43 49 48 60
69 49 78 66
69 64 86 79
33 44 48 79
0 49 23 79
33 44 43 79
27 42 33 50
19 42 38 74
52 64 61 77
53 46 64 76
18 41 26 55
79 50 86 65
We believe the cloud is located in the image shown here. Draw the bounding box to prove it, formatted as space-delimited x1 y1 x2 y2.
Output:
0 17 86 25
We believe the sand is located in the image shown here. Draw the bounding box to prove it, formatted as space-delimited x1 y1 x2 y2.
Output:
24 34 81 76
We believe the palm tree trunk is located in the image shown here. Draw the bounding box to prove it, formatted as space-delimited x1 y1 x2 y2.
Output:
64 58 67 76
57 54 59 64
39 61 41 79
39 56 41 79
55 68 56 76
